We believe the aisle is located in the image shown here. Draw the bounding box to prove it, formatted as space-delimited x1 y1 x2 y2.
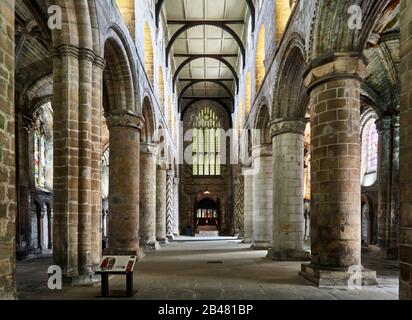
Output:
16 240 398 300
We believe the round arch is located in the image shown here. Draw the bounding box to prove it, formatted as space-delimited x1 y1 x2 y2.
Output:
141 96 156 142
173 56 239 93
178 80 234 102
272 35 308 120
103 27 138 114
166 23 245 68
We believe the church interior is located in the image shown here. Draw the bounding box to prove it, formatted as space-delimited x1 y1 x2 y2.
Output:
1 0 412 300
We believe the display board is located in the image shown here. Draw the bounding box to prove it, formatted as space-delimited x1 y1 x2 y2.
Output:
97 255 136 273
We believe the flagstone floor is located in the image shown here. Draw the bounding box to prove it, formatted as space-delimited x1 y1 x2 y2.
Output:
16 239 399 300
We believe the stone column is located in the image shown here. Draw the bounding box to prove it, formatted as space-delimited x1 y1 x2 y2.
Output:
107 114 144 256
400 1 412 299
389 116 400 258
376 116 397 259
166 170 174 239
90 57 106 266
242 165 254 243
0 0 16 299
16 114 31 258
52 46 81 281
233 166 244 236
173 177 180 236
77 50 94 277
267 120 310 260
299 56 376 287
156 163 167 243
139 142 159 250
251 145 273 249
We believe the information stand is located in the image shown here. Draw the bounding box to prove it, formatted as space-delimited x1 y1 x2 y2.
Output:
95 255 137 297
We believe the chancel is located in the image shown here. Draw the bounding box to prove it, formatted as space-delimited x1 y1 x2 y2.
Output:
1 0 412 301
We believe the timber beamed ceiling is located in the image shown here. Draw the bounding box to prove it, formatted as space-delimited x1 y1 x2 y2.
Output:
160 0 253 113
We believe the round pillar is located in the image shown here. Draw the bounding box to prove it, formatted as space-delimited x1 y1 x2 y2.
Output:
267 120 310 261
107 113 143 255
251 144 273 249
299 56 377 287
156 163 167 243
139 142 159 250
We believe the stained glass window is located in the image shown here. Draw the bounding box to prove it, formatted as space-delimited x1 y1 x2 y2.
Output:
192 107 221 176
366 122 378 173
33 105 50 188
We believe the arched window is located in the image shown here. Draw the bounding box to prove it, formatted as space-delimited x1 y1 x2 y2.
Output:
158 67 165 113
275 0 296 43
237 98 244 130
167 96 172 128
361 114 378 186
144 22 154 84
192 107 221 176
115 0 135 37
366 121 378 173
33 102 53 189
245 72 251 115
255 26 265 92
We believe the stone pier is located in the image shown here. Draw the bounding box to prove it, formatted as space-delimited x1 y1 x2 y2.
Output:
0 0 16 299
156 163 167 243
251 145 273 249
140 142 159 250
107 114 143 257
299 56 377 287
267 120 310 261
242 166 254 244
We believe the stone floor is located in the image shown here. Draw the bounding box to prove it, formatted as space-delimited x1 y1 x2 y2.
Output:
16 239 399 300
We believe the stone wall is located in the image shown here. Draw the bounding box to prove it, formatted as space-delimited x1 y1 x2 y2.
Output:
180 100 233 235
399 0 412 300
0 0 16 299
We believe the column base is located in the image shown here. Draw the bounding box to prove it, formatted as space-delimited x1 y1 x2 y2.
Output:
299 263 378 288
64 273 101 287
242 237 253 244
141 240 160 251
157 237 168 244
267 248 311 261
166 234 174 241
252 241 272 250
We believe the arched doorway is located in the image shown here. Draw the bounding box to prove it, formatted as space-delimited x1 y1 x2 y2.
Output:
194 197 220 236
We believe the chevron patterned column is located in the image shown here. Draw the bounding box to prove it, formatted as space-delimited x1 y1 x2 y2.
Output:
173 177 180 236
166 170 174 239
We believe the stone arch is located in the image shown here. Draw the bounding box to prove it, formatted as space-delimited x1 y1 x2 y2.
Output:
47 0 100 52
142 96 156 142
103 27 137 114
310 0 392 61
253 101 271 146
272 35 308 120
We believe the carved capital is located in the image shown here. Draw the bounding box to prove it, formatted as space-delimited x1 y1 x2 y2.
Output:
157 160 168 171
304 55 367 93
106 113 145 131
270 119 306 137
141 142 159 156
251 144 272 159
79 48 96 63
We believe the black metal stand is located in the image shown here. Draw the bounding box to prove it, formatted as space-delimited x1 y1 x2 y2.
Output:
96 271 135 298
